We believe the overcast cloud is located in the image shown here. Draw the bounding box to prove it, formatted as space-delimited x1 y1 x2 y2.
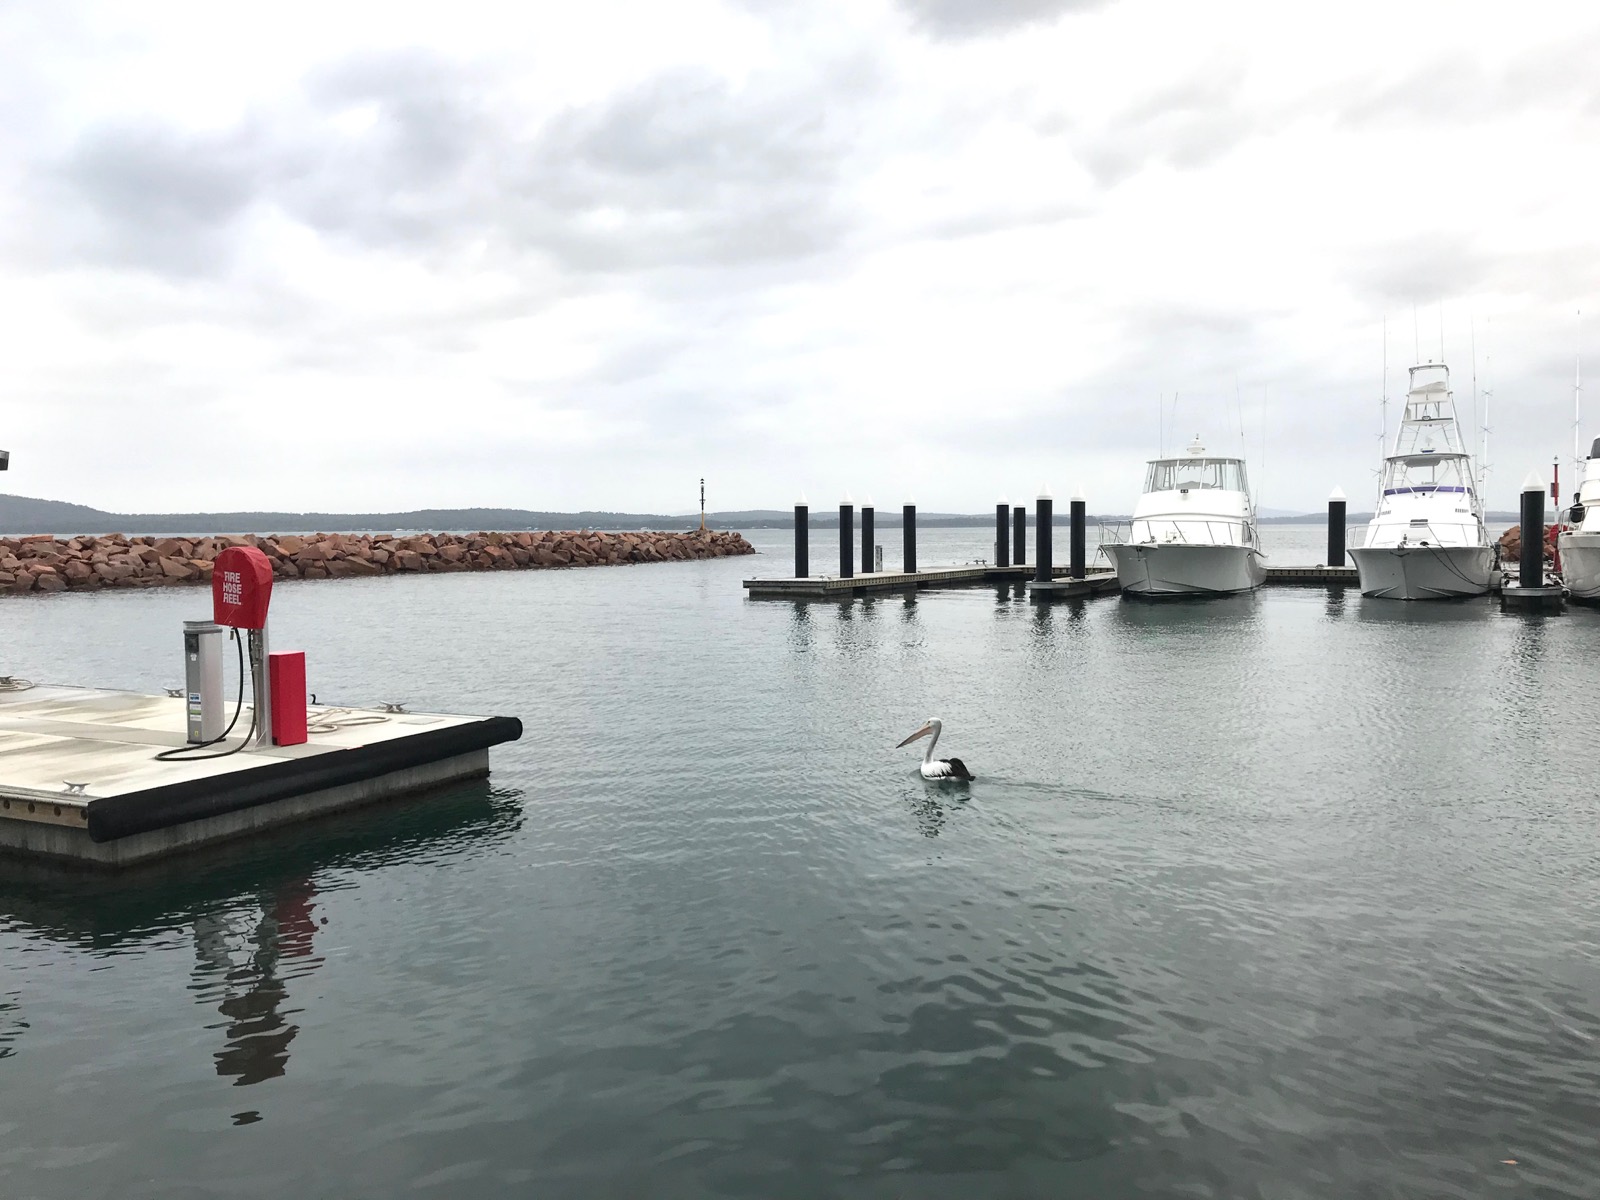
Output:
2 0 1598 515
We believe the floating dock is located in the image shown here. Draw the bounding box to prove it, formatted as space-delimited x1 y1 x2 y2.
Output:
0 685 521 868
743 565 1120 598
744 563 1360 598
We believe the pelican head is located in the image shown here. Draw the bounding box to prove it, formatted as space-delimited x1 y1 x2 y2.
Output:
896 717 941 748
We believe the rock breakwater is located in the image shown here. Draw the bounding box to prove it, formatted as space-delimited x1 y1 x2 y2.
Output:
0 529 754 594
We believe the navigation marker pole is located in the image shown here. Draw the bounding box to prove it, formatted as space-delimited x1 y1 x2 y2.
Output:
794 496 809 579
861 497 875 576
839 495 854 579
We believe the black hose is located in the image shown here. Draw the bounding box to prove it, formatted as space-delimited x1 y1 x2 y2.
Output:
154 629 259 761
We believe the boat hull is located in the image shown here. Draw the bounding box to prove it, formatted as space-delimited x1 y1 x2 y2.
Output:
1349 544 1493 600
1558 531 1600 600
1105 543 1266 597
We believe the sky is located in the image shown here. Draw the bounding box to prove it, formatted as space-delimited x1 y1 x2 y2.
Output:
1 0 1597 516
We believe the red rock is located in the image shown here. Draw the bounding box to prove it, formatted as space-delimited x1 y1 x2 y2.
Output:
62 560 93 582
325 559 355 578
276 534 307 555
158 557 194 580
395 550 425 571
345 558 381 576
35 573 66 592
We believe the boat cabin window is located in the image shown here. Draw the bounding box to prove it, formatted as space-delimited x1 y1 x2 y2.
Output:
1143 458 1247 494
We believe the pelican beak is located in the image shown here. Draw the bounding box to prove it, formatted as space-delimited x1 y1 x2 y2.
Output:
896 723 933 748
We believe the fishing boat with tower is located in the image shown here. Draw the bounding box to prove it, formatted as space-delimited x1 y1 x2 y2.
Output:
1350 361 1494 599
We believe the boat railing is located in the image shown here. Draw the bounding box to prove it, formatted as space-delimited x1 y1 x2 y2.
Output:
1099 520 1133 547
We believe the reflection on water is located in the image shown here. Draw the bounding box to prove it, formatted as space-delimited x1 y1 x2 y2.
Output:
901 781 971 838
0 992 25 1061
0 783 521 1084
1111 590 1262 628
193 878 321 1088
1353 594 1497 624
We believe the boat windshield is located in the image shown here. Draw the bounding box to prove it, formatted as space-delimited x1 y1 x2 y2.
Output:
1380 451 1475 495
1144 458 1247 493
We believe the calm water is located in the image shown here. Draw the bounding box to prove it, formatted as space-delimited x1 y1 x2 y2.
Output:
3 525 1598 1199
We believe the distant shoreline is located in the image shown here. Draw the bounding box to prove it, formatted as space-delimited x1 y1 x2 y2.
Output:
2 492 1523 537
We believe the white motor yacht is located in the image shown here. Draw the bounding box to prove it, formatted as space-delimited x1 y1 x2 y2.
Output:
1103 438 1266 597
1559 437 1600 600
1350 363 1493 600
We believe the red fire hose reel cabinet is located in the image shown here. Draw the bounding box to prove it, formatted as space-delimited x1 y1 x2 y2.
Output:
212 546 274 629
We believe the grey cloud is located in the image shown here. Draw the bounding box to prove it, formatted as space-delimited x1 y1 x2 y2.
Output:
1070 64 1253 187
1351 235 1496 307
899 0 1106 39
44 50 871 282
1338 28 1600 130
1349 234 1600 315
505 64 869 272
278 52 497 250
54 124 265 275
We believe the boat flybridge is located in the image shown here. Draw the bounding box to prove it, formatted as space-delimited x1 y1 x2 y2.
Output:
1559 437 1600 600
1349 362 1493 600
1103 437 1266 597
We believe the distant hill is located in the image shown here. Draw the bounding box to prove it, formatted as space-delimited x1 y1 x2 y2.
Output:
0 494 1528 537
0 495 1068 535
0 494 727 536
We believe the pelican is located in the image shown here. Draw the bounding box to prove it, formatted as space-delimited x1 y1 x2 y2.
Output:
896 717 974 781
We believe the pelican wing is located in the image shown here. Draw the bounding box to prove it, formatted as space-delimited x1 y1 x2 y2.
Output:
923 758 975 781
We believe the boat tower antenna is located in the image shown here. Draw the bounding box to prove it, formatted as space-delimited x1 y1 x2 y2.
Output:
1381 315 1389 466
1258 386 1266 511
1234 371 1247 456
1438 301 1445 363
1470 316 1481 496
1482 317 1493 497
1413 304 1421 363
1158 392 1164 458
1577 309 1584 484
